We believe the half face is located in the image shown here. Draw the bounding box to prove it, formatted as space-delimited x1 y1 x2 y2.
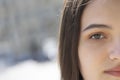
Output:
78 0 120 80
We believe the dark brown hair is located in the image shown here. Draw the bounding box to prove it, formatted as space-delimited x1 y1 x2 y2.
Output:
59 0 90 80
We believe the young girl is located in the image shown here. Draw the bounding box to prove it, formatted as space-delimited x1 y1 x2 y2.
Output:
59 0 120 80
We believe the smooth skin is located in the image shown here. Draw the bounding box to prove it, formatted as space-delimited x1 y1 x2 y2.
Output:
78 0 120 80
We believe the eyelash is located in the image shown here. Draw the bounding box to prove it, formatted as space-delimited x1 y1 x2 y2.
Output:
88 32 106 40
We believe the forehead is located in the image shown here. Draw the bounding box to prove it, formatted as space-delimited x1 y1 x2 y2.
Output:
86 0 120 12
81 0 120 28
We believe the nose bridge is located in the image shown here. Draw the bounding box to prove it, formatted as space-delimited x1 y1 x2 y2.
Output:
109 37 120 60
114 36 120 50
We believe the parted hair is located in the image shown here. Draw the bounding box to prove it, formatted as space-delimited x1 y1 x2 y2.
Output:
59 0 90 80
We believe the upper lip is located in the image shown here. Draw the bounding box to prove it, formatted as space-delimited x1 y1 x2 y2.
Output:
105 65 120 72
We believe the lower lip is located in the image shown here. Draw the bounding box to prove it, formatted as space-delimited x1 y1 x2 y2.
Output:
105 71 120 77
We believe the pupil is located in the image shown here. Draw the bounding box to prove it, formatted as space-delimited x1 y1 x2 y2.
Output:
94 34 101 39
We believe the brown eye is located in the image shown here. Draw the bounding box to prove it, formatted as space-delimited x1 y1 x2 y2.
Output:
90 33 104 40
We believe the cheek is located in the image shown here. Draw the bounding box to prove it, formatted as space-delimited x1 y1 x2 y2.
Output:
78 39 109 65
78 44 108 80
78 43 108 73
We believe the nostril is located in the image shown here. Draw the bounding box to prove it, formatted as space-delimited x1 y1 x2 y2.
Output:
109 48 120 60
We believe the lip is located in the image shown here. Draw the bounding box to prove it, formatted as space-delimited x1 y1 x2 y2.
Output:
105 66 120 77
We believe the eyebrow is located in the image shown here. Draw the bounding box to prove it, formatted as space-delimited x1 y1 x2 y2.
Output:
82 24 112 32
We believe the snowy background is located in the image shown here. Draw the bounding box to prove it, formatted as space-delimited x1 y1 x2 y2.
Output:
0 60 60 80
0 0 62 80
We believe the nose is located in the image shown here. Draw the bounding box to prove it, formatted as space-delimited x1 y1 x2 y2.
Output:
109 41 120 61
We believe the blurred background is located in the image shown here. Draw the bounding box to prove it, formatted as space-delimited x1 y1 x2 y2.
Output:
0 0 63 80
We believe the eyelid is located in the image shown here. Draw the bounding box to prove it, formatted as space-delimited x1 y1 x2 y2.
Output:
88 32 107 40
81 29 112 42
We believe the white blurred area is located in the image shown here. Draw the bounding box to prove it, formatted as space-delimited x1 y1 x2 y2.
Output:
42 38 58 60
0 0 62 80
0 60 60 80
